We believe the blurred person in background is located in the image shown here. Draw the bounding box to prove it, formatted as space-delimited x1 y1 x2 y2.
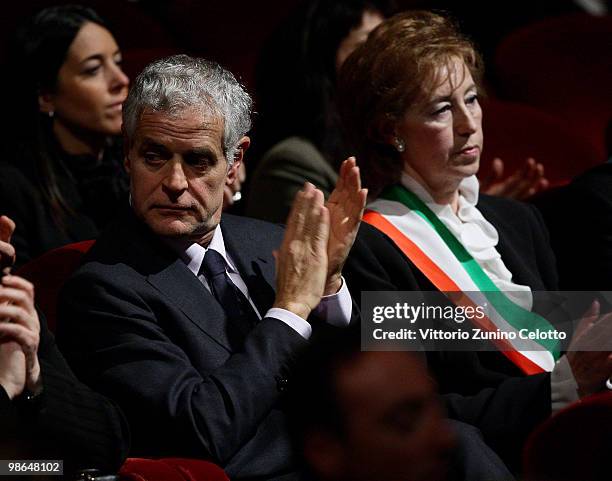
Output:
246 0 392 223
0 214 129 477
287 327 515 481
0 5 129 266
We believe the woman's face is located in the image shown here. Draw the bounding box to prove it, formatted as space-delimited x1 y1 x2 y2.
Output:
41 21 129 137
394 57 483 197
335 9 384 73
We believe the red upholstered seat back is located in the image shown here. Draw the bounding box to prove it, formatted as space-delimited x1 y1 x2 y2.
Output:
16 240 95 332
119 458 230 481
479 98 602 187
523 392 612 481
494 13 612 160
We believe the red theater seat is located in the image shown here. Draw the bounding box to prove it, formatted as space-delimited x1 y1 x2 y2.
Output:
523 392 612 481
16 240 95 332
119 458 229 481
480 97 602 187
494 13 612 160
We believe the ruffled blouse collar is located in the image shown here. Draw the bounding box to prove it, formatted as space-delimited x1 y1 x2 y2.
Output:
399 172 531 309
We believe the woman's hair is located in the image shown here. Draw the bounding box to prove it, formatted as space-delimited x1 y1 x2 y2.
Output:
253 0 395 167
338 10 484 196
3 5 108 225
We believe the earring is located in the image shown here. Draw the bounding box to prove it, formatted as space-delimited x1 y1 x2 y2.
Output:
48 111 54 118
394 137 405 153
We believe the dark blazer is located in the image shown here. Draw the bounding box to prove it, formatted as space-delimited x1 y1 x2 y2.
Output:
344 194 559 469
58 210 308 480
1 312 129 478
0 143 128 267
533 162 612 290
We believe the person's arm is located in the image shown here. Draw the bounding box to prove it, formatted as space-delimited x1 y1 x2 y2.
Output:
0 166 40 267
525 203 612 408
443 373 551 470
0 274 129 475
35 313 129 474
58 184 334 466
480 157 548 200
262 157 365 336
60 279 308 463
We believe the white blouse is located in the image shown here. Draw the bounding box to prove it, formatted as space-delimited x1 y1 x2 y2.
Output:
401 172 533 311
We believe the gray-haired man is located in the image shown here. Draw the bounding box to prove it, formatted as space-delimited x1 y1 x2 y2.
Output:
58 55 366 480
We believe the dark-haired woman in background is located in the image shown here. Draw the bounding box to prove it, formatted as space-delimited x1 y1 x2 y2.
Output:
246 0 392 223
0 5 129 266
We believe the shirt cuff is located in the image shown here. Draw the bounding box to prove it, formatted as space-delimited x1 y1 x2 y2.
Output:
313 276 352 327
551 354 580 413
265 308 312 339
264 277 352 339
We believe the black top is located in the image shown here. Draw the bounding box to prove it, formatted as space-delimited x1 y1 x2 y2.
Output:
344 194 558 470
0 138 128 267
0 311 129 477
533 162 612 290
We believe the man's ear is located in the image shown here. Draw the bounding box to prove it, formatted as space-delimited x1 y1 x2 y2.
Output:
38 92 55 116
226 136 250 184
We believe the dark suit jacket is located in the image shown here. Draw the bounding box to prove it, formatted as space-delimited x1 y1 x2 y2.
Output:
533 162 612 290
1 312 129 478
58 210 308 480
344 194 558 469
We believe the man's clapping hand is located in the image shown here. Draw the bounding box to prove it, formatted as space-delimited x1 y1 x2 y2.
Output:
273 183 330 320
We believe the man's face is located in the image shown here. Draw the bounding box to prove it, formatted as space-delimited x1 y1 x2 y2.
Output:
125 108 244 242
310 352 455 481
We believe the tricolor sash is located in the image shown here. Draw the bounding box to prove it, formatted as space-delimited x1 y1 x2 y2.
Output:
364 184 560 374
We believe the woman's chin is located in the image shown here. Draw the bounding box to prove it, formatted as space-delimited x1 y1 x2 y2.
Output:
455 158 480 177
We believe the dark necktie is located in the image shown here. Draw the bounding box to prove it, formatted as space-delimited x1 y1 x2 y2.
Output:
200 249 259 331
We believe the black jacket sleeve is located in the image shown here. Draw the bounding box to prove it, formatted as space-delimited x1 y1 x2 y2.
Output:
345 221 553 470
0 313 129 477
58 266 307 475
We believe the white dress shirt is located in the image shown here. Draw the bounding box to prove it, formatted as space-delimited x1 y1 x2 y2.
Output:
175 224 352 339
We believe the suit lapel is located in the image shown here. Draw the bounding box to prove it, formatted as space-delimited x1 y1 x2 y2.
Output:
147 258 246 351
124 211 278 351
221 217 277 317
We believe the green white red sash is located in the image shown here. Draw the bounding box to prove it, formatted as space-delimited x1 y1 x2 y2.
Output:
364 184 560 375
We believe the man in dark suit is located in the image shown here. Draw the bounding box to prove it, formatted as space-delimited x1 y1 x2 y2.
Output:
57 55 366 480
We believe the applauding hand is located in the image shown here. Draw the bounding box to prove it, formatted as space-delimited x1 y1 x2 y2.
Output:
325 157 367 294
480 157 548 200
274 183 330 320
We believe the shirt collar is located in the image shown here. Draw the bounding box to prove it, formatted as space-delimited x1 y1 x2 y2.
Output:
166 224 237 277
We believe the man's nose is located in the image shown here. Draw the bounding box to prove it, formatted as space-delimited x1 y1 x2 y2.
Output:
162 161 188 193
